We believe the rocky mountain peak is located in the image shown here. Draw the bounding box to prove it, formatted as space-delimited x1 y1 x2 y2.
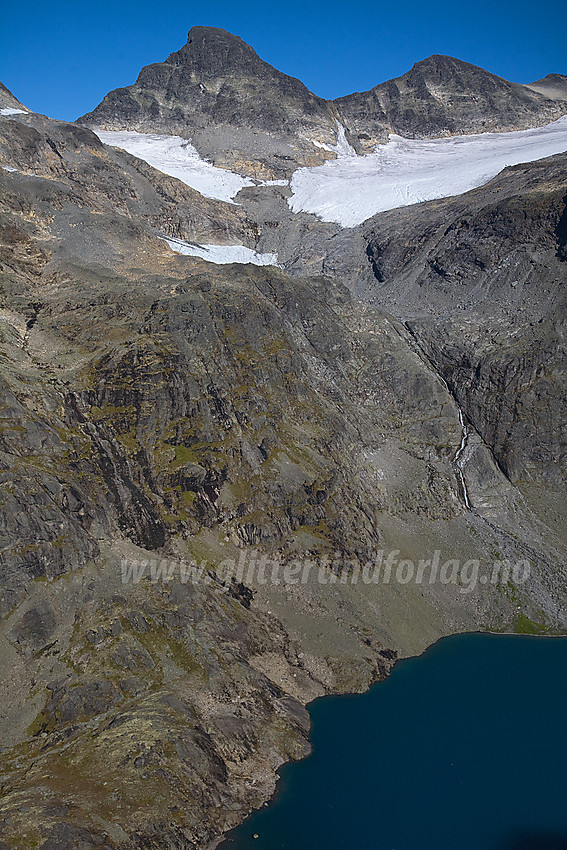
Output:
409 53 474 74
78 29 567 176
167 25 272 78
527 72 567 101
335 52 567 150
130 23 324 108
403 54 531 97
532 73 567 85
78 27 337 178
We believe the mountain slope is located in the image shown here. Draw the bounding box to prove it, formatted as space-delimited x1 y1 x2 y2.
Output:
335 55 567 152
360 153 567 529
2 104 566 848
2 32 567 849
0 81 29 113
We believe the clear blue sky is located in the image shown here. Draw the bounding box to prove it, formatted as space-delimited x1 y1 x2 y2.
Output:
2 0 566 121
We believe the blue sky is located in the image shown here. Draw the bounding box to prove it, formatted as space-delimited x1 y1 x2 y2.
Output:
2 0 566 121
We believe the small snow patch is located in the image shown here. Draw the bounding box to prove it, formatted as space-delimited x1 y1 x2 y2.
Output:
163 236 280 267
0 108 27 116
94 130 254 203
312 122 356 158
334 123 357 158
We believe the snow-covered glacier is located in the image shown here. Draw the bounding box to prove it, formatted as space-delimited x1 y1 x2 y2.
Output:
94 119 567 229
289 116 567 227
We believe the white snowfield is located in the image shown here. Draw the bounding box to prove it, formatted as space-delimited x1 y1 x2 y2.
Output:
0 108 28 116
290 116 567 227
94 130 255 203
163 236 280 267
94 118 567 230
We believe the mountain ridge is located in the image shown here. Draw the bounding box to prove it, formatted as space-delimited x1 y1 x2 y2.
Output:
77 27 567 176
335 52 567 151
78 26 339 178
527 72 567 101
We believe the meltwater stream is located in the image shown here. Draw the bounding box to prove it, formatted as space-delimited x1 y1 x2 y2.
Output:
221 633 567 850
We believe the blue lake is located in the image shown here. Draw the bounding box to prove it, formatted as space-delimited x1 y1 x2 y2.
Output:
221 633 567 850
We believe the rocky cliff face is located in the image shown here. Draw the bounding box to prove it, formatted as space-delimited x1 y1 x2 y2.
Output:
361 153 567 545
0 82 28 112
1 33 566 850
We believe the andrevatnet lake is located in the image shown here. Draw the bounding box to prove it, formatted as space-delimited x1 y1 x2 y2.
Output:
221 633 567 850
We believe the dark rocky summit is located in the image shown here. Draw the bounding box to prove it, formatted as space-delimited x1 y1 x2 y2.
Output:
0 31 566 849
79 26 339 178
80 26 333 135
336 55 567 152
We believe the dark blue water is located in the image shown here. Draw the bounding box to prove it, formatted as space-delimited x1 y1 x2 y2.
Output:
221 634 567 850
